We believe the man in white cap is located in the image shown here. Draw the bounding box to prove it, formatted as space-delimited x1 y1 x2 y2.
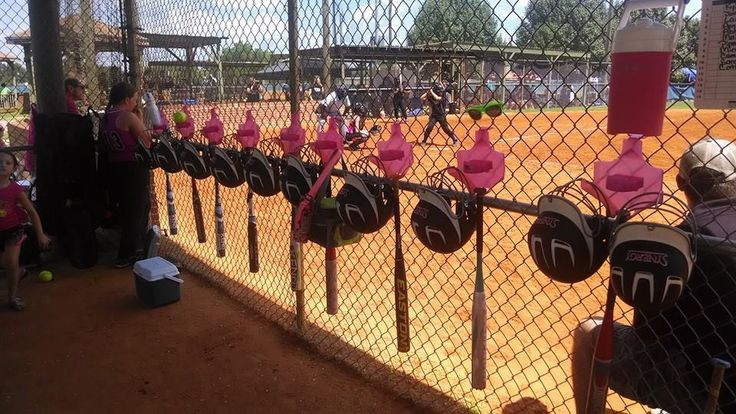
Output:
571 137 736 414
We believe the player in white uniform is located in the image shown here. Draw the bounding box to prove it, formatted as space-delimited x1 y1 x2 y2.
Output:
316 86 351 136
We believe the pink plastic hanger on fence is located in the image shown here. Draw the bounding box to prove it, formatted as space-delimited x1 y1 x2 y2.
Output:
153 109 169 135
312 117 343 163
201 107 224 145
279 112 305 156
175 104 195 139
236 109 260 149
373 122 413 179
450 127 505 194
581 134 663 217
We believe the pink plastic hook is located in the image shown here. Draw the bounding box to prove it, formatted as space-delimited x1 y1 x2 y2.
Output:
451 127 505 193
202 107 224 145
175 104 195 139
582 135 663 216
373 122 413 179
153 109 169 135
278 112 305 155
312 117 343 163
236 109 260 149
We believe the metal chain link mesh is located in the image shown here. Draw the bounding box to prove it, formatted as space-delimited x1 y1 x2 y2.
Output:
4 0 735 412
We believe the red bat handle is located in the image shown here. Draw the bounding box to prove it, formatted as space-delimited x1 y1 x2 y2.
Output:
585 283 617 414
326 247 338 315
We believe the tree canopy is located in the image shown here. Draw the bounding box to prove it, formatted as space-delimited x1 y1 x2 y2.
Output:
221 41 272 62
408 0 503 46
514 0 610 60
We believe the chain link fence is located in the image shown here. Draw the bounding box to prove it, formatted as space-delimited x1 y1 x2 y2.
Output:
5 0 736 412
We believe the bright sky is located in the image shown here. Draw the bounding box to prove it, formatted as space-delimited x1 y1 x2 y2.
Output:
0 0 704 67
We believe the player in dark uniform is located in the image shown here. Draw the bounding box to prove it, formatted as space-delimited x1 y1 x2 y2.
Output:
420 83 458 146
392 80 408 121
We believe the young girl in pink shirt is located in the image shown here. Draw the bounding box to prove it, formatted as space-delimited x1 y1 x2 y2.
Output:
0 151 50 310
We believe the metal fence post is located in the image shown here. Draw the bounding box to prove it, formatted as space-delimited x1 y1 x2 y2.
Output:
28 0 65 114
288 0 299 114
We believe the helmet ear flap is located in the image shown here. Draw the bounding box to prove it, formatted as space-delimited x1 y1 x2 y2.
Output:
608 193 696 311
411 168 477 253
244 144 282 197
527 180 611 284
336 171 394 234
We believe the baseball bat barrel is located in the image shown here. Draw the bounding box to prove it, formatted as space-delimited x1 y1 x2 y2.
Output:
290 206 305 331
585 282 617 414
704 358 731 414
247 188 259 273
326 247 338 315
192 177 206 243
214 181 226 258
471 291 487 389
165 173 178 235
394 184 410 353
471 193 487 390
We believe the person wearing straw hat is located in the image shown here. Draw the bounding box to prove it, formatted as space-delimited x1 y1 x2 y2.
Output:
572 137 736 414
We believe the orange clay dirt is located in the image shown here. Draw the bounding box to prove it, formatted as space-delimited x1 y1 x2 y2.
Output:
151 102 733 413
5 101 727 413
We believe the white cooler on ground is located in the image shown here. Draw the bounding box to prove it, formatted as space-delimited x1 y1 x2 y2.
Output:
133 257 182 308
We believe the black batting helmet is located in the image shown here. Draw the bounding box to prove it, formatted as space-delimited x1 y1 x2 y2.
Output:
609 194 696 311
411 168 477 253
336 167 394 234
152 133 182 173
179 140 210 179
207 146 245 188
244 140 282 197
528 180 611 284
352 102 369 117
280 154 320 205
335 85 348 100
135 141 157 170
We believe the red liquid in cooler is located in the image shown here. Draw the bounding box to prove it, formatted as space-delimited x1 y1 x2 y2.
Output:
607 50 673 136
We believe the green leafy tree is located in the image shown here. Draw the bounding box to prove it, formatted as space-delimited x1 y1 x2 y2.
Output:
515 0 611 60
219 42 272 86
408 0 503 46
222 42 272 63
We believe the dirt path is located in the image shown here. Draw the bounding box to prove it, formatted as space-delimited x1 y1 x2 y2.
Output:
0 263 420 413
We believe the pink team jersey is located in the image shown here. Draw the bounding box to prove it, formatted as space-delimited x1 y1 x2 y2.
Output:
102 110 138 163
0 181 25 230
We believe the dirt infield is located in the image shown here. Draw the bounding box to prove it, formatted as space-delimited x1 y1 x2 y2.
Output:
153 102 735 413
0 259 420 413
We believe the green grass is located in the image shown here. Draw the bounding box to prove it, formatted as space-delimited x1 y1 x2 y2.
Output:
519 100 696 114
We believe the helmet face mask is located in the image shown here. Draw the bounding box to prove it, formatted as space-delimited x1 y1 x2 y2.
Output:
527 180 611 284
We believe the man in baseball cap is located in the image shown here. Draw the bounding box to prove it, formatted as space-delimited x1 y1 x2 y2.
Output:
572 136 736 414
